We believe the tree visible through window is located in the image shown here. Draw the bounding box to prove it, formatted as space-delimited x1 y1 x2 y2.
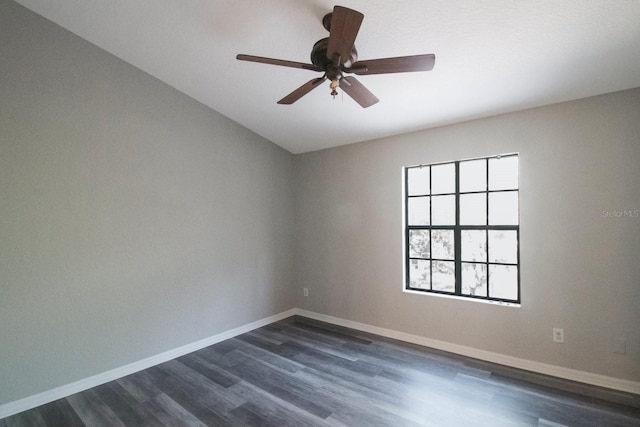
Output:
404 154 520 303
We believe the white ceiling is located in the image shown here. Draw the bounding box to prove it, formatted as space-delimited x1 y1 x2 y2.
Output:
13 0 640 154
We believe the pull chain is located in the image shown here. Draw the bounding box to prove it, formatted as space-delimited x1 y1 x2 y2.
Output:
330 78 340 98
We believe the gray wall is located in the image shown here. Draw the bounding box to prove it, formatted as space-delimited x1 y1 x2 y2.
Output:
295 88 640 382
0 1 295 405
2 0 639 408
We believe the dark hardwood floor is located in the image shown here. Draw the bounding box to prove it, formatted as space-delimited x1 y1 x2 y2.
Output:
2 316 639 426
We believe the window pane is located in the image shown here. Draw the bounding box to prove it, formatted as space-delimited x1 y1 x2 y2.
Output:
489 265 518 300
460 193 486 225
432 261 455 292
431 195 455 225
409 230 430 258
488 230 518 264
407 167 429 196
462 263 487 296
409 259 430 289
489 191 519 225
461 230 486 262
489 156 519 191
408 197 429 225
432 229 454 260
431 163 455 194
460 159 486 192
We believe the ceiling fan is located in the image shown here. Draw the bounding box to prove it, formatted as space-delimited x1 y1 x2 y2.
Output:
236 5 435 108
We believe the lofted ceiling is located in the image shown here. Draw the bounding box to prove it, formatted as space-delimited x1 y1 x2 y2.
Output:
12 0 640 154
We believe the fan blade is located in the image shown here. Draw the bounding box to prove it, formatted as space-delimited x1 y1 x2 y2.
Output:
326 6 364 64
236 54 323 72
278 77 327 105
347 54 435 75
339 76 379 108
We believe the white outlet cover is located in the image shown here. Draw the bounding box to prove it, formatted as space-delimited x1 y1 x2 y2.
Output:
553 328 564 343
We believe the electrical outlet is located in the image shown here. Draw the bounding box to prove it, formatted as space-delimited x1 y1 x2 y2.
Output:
303 288 309 297
553 328 564 343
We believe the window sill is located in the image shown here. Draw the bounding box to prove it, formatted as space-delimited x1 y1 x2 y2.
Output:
403 288 521 307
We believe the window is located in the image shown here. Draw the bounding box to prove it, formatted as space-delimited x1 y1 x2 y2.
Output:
404 154 520 303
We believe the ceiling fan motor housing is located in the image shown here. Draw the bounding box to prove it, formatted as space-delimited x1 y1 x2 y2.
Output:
311 38 357 75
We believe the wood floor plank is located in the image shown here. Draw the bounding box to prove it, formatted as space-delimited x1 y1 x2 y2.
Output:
294 366 435 426
156 360 245 408
344 340 467 380
245 329 285 345
227 403 271 427
158 386 233 426
115 370 163 403
146 360 251 425
227 380 330 427
265 327 364 362
492 388 640 427
92 382 164 427
67 389 126 427
221 337 305 373
3 409 47 427
375 362 495 403
221 350 334 419
223 348 369 420
2 315 639 426
177 353 239 388
290 319 373 345
242 335 448 426
147 393 206 427
236 333 305 359
37 399 85 427
140 365 232 424
293 350 416 401
255 323 351 352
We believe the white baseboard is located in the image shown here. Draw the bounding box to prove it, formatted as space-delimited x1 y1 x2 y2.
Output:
293 308 640 396
2 307 638 420
0 309 297 420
